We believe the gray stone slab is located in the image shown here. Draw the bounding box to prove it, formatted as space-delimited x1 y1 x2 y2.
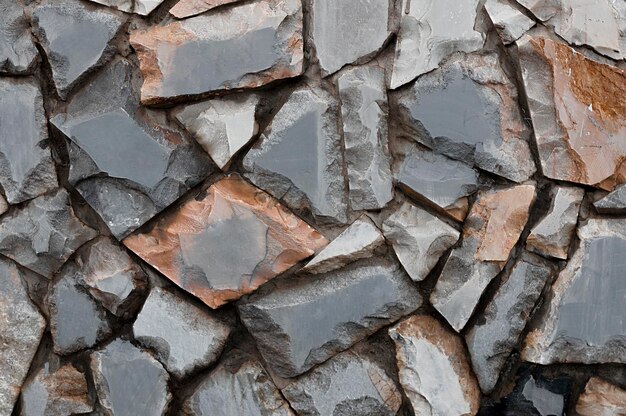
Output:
594 183 626 214
0 0 38 74
485 0 535 44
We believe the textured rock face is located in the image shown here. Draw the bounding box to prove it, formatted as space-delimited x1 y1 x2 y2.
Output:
133 287 232 379
527 187 584 259
124 175 327 309
465 254 553 393
281 350 402 416
91 340 171 416
170 0 243 18
338 65 393 210
0 78 57 205
0 0 38 74
515 0 559 21
88 0 166 15
396 53 535 183
174 94 259 170
238 258 422 378
594 183 626 213
389 315 480 416
390 0 484 89
0 258 46 416
485 0 535 44
576 377 626 416
130 0 303 104
383 202 460 282
517 36 626 190
522 219 626 365
243 87 348 223
0 189 97 278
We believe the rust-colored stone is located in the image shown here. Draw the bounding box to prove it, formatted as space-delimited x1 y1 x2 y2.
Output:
576 377 626 416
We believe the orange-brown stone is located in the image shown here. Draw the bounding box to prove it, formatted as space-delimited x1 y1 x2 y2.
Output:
576 377 626 416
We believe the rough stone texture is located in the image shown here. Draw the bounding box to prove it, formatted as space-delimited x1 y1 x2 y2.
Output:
238 258 422 378
383 202 460 282
522 218 626 365
243 87 348 223
516 35 626 190
390 0 485 89
0 0 38 74
389 315 480 416
576 377 626 416
281 350 402 416
0 194 8 217
338 65 393 210
485 0 536 44
0 78 58 205
594 183 626 214
396 53 536 183
133 287 232 379
515 0 559 21
0 189 97 278
130 0 303 104
174 94 259 170
170 0 243 18
88 0 167 15
124 175 328 309
302 215 384 274
527 186 584 259
91 340 171 416
32 0 125 99
0 258 46 416
51 58 213 239
465 254 553 393
431 184 536 332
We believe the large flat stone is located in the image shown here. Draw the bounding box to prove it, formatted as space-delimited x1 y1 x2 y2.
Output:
576 377 626 416
485 0 535 44
170 0 244 18
0 0 38 74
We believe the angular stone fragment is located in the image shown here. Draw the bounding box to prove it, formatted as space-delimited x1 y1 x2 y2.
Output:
0 194 8 216
485 0 536 44
238 258 421 378
383 202 460 282
431 184 535 331
91 340 171 416
515 0 559 21
0 0 38 74
32 0 125 99
0 189 97 278
576 377 626 416
390 0 485 89
522 218 626 365
389 315 480 416
338 65 393 210
0 78 57 204
124 175 327 309
516 36 626 190
595 183 626 214
396 53 535 182
88 0 167 15
243 87 348 223
171 0 245 18
130 0 303 104
281 350 402 416
182 351 293 416
174 94 259 170
0 258 46 416
133 287 232 379
527 186 584 259
465 254 553 393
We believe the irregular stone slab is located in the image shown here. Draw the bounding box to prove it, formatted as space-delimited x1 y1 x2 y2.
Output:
89 0 166 15
431 184 536 331
389 315 480 416
0 258 46 416
281 350 402 416
133 287 232 379
594 183 626 214
130 0 303 105
465 254 553 393
383 202 460 282
182 351 293 416
171 0 246 18
522 218 626 364
238 258 422 378
576 377 626 416
32 0 125 99
390 0 484 89
174 94 259 170
516 36 626 190
0 0 38 74
124 175 327 309
396 53 536 182
0 78 57 204
243 87 348 223
527 186 584 259
0 189 97 278
338 65 393 210
87 0 133 13
91 340 171 416
485 0 536 44
515 0 559 21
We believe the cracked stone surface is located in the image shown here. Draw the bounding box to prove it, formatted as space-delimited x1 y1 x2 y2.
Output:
0 0 38 74
88 0 167 15
130 0 303 104
124 175 328 309
133 287 232 379
281 350 402 416
485 0 536 44
170 0 244 18
389 315 480 416
576 377 626 416
594 183 626 214
238 258 422 378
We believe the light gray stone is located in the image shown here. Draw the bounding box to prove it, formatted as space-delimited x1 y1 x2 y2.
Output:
88 0 167 15
594 183 626 214
485 0 536 44
521 375 566 416
515 0 559 21
0 0 38 74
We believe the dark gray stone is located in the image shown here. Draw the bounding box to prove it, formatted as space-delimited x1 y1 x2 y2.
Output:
0 0 38 74
594 183 626 214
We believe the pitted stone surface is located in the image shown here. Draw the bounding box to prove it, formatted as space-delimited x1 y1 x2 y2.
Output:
576 377 626 416
485 0 536 44
170 0 244 18
0 0 38 74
